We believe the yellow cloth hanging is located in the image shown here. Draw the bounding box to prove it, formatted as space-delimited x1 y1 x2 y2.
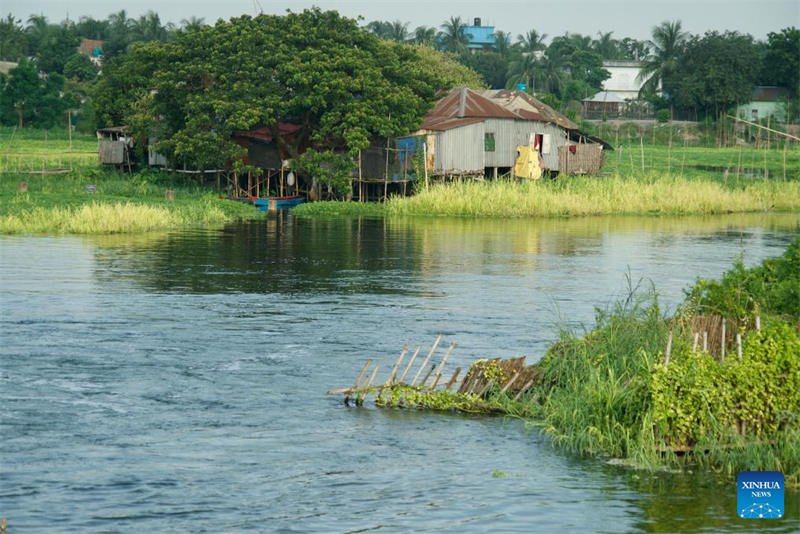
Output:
514 145 543 180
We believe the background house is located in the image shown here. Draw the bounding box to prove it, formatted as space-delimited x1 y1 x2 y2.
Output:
600 60 656 101
464 18 495 52
77 38 103 66
582 91 627 119
737 86 791 122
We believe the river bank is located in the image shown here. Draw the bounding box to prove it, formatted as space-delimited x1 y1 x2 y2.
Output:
0 171 263 234
294 173 800 218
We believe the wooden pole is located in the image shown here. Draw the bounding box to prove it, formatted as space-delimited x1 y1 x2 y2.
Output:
736 333 742 361
429 342 456 390
411 335 442 386
398 346 421 384
513 380 535 402
445 368 461 391
419 364 436 387
639 136 645 172
388 343 409 384
664 330 673 365
721 318 726 363
756 315 761 332
726 115 800 142
703 331 708 352
423 138 429 191
499 369 523 396
68 110 73 172
692 332 699 353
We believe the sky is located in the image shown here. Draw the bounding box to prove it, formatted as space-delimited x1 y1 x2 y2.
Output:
5 0 799 42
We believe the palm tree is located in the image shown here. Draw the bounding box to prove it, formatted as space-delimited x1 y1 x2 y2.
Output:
506 53 538 91
366 20 392 40
516 29 547 54
592 31 621 59
131 10 168 42
25 13 49 53
492 30 511 58
107 10 131 31
535 54 566 95
638 20 687 97
181 16 206 32
0 15 28 61
439 16 471 54
566 32 593 51
387 20 409 42
413 25 436 45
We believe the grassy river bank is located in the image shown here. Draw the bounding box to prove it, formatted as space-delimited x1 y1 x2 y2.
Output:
0 170 263 234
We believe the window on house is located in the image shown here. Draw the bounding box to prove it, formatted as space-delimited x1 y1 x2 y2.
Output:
752 109 759 118
484 132 495 152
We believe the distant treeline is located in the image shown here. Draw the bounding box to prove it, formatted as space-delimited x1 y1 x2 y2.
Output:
0 9 797 131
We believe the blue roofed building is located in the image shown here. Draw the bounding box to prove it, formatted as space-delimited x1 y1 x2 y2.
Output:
464 18 495 52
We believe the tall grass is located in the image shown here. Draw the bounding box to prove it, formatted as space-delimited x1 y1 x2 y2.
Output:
0 170 262 234
384 174 800 217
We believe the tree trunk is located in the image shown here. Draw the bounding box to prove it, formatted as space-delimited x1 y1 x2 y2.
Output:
16 106 23 128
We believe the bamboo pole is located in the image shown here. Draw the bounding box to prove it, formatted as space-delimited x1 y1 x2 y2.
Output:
736 333 743 361
388 343 409 384
499 369 523 396
411 335 442 386
429 342 456 390
664 330 673 365
721 318 726 363
639 136 645 172
756 315 761 331
692 332 699 353
513 380 535 402
398 346 421 384
726 115 800 141
445 368 461 391
703 331 708 352
419 364 436 387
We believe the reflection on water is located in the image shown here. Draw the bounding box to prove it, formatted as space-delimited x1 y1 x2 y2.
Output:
1 212 798 533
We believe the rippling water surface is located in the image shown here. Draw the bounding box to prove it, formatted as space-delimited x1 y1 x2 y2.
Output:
1 213 799 533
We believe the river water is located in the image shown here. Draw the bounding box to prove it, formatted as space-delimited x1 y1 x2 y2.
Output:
1 213 798 533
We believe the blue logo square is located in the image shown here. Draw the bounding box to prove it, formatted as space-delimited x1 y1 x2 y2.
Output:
738 471 784 519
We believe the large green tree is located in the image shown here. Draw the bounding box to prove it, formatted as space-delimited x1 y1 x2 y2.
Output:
672 30 760 118
1 59 67 127
96 9 454 174
36 24 80 74
760 27 800 101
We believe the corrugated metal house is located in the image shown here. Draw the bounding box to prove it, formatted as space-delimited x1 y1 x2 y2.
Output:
408 87 609 177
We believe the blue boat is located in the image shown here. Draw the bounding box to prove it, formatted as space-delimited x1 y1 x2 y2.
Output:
254 195 306 210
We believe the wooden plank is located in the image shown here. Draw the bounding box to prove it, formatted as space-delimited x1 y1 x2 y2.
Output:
476 378 495 397
411 335 442 386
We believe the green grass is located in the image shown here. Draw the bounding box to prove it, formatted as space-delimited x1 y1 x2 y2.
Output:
0 169 263 234
523 242 800 488
381 174 800 218
0 126 100 171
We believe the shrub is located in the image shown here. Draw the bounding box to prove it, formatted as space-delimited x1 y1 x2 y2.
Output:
657 109 671 123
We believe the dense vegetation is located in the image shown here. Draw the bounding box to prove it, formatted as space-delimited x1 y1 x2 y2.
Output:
529 240 800 487
1 9 797 132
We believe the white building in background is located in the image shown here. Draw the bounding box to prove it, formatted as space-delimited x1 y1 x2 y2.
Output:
601 60 659 101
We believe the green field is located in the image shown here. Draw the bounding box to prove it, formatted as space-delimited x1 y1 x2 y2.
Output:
0 126 100 172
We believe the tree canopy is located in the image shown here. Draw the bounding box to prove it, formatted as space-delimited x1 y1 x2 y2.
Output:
95 9 471 173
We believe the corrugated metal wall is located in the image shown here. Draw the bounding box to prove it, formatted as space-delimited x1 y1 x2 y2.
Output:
482 119 569 171
434 122 485 174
